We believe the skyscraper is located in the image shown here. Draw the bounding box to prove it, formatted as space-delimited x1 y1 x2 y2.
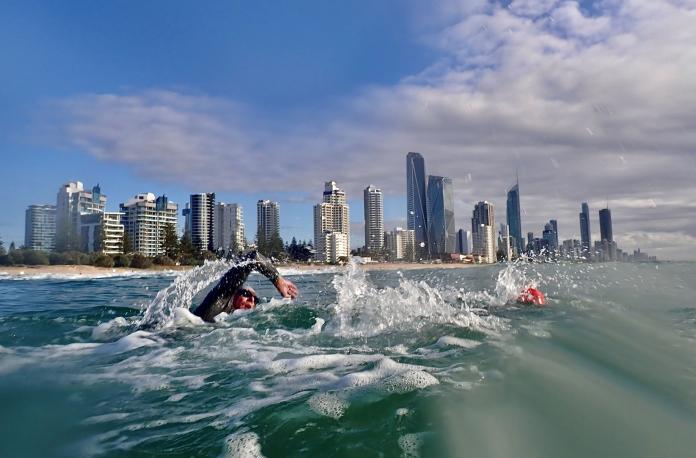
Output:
257 200 280 242
182 203 192 237
579 202 591 253
457 229 471 255
543 223 557 252
120 193 178 257
406 152 428 254
25 204 56 251
190 193 215 252
314 181 350 262
550 219 559 250
426 176 456 256
472 201 496 263
55 181 106 251
506 181 523 254
214 203 245 253
472 201 495 231
599 208 613 242
363 185 384 255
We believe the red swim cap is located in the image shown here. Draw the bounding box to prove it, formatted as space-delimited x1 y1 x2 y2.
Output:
516 287 546 306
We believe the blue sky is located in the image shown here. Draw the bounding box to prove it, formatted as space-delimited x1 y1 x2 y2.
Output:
2 0 696 259
1 0 429 246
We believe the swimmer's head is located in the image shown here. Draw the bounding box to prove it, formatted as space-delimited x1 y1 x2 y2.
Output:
232 286 259 310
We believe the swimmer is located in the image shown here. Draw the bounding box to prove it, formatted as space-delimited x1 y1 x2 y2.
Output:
193 250 298 322
516 287 546 306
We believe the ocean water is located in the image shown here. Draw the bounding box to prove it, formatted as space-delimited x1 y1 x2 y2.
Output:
1 261 695 457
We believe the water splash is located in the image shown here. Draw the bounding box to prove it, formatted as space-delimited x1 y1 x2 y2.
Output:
139 259 232 327
493 261 536 306
328 260 502 338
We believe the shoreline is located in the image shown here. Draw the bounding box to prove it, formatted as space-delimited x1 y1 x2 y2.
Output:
0 261 481 278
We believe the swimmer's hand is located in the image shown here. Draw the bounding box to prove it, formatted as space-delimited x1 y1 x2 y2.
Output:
274 277 298 299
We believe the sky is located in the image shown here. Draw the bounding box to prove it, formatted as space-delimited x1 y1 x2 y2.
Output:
1 0 695 260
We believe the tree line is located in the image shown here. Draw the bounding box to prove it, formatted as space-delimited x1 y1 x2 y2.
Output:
0 227 315 268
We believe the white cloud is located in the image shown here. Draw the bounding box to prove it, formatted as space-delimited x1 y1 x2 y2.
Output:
508 0 559 17
50 0 696 259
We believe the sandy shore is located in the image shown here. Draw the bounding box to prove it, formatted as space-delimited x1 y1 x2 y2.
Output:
0 261 480 278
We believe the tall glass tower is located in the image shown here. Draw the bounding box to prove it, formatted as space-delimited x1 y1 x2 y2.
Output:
406 152 428 254
579 202 591 252
426 176 456 256
506 181 522 254
599 208 613 242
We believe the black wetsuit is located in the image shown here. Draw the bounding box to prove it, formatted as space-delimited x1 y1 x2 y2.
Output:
193 250 280 322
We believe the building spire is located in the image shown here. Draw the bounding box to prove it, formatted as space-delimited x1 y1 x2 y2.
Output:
516 168 519 188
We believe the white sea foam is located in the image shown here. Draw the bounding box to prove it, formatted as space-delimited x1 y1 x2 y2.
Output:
436 336 482 349
307 392 349 419
309 318 325 334
170 307 205 327
265 353 382 374
398 433 424 458
221 431 265 458
91 317 129 340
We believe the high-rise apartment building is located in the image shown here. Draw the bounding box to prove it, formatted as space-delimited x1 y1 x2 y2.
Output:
314 181 350 262
506 181 523 254
257 200 280 242
55 182 106 250
214 203 245 253
472 201 496 263
426 176 456 256
102 212 125 254
457 229 471 255
473 224 496 263
385 227 416 261
79 212 124 254
406 152 428 255
579 202 591 253
363 185 384 255
190 193 215 252
24 205 56 251
120 193 178 257
599 208 613 242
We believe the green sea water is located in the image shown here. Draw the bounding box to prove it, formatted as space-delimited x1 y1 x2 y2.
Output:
1 261 695 457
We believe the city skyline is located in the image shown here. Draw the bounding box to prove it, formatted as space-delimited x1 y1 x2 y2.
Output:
19 171 645 263
2 1 696 260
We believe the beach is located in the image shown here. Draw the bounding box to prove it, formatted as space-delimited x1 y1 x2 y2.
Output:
0 261 479 278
